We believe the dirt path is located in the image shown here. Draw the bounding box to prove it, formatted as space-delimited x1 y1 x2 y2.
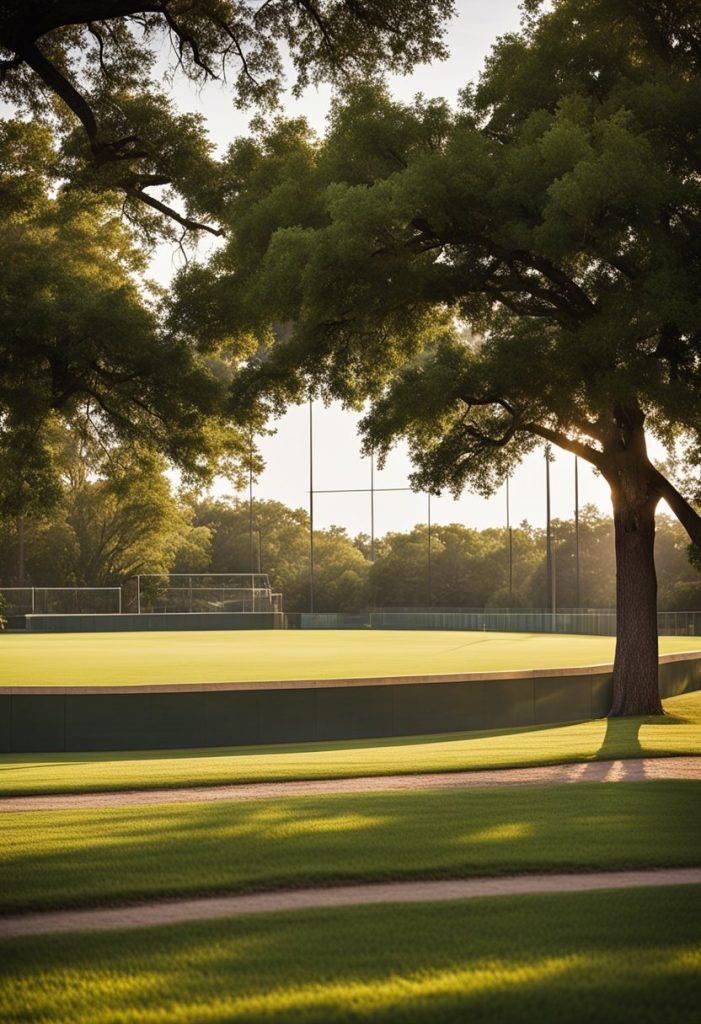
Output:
2 868 699 939
2 756 700 812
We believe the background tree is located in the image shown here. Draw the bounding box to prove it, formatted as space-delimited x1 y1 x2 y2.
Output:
0 426 210 587
0 118 244 518
171 0 701 715
182 497 370 611
0 0 453 237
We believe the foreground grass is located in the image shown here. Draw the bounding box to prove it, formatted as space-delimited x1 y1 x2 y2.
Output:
1 690 700 797
2 629 700 687
1 781 698 913
2 886 700 1023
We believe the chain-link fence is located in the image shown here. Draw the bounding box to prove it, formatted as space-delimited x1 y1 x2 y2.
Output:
298 608 701 636
130 574 283 614
0 587 122 616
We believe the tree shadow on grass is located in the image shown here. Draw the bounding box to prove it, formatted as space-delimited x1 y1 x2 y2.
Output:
579 698 695 780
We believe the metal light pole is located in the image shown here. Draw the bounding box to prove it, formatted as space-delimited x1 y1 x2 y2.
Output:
370 449 376 562
427 493 432 606
574 454 581 609
545 449 553 616
248 435 255 575
309 396 315 613
506 476 513 604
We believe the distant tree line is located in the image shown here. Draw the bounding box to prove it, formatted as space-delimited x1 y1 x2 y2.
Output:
1 436 699 613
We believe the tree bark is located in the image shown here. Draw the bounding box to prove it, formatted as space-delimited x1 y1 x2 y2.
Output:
604 411 662 716
609 483 661 715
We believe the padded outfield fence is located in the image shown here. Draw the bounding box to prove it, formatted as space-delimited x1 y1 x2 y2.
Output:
3 650 700 753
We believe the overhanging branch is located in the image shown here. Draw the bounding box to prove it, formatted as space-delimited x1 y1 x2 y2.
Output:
651 469 701 547
122 187 224 236
524 421 606 470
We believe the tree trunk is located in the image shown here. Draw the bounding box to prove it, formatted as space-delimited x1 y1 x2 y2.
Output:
605 409 662 717
610 486 661 715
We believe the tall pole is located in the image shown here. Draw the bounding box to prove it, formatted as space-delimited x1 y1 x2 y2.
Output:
545 450 553 615
248 434 255 575
309 396 315 613
574 454 581 609
506 476 513 605
427 493 432 607
370 449 375 563
17 517 25 586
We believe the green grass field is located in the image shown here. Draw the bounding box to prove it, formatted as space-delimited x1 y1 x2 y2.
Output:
2 887 700 1023
2 629 700 687
2 781 697 913
2 690 700 796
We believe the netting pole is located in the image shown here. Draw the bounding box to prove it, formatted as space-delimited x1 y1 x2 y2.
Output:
427 493 432 606
309 395 315 613
506 475 513 604
248 432 255 574
370 449 375 563
137 576 141 615
545 449 553 622
574 454 581 610
17 517 25 586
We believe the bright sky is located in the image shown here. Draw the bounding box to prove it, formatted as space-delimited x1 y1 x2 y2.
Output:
152 3 664 534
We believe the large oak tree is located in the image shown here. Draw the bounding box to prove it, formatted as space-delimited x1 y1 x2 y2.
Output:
0 0 453 236
170 0 701 715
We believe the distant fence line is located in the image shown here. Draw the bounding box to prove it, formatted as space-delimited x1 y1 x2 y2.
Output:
1 587 701 637
0 587 122 616
297 609 701 637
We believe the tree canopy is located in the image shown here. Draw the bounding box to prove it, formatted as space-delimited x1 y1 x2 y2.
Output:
0 119 244 517
0 0 454 237
170 0 701 713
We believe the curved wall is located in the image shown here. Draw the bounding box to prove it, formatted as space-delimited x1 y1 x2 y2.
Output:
1 651 700 754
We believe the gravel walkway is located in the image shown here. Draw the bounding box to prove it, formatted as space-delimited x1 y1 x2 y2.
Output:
2 868 699 939
3 756 700 812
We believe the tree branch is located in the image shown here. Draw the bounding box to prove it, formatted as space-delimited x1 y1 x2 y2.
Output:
651 469 701 548
523 421 606 469
19 39 101 151
122 186 225 236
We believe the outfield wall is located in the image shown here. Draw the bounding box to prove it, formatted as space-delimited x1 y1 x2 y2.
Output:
1 651 699 753
24 612 287 632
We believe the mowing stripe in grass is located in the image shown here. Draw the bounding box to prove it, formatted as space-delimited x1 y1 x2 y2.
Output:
2 886 700 1023
1 781 698 914
2 629 700 687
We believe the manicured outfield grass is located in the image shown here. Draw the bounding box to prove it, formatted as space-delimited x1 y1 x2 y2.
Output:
1 781 697 913
2 629 700 687
2 886 700 1023
1 690 700 796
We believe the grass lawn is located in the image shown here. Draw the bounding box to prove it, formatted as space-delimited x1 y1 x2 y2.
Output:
2 629 700 687
1 690 700 797
2 886 700 1023
1 781 698 913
